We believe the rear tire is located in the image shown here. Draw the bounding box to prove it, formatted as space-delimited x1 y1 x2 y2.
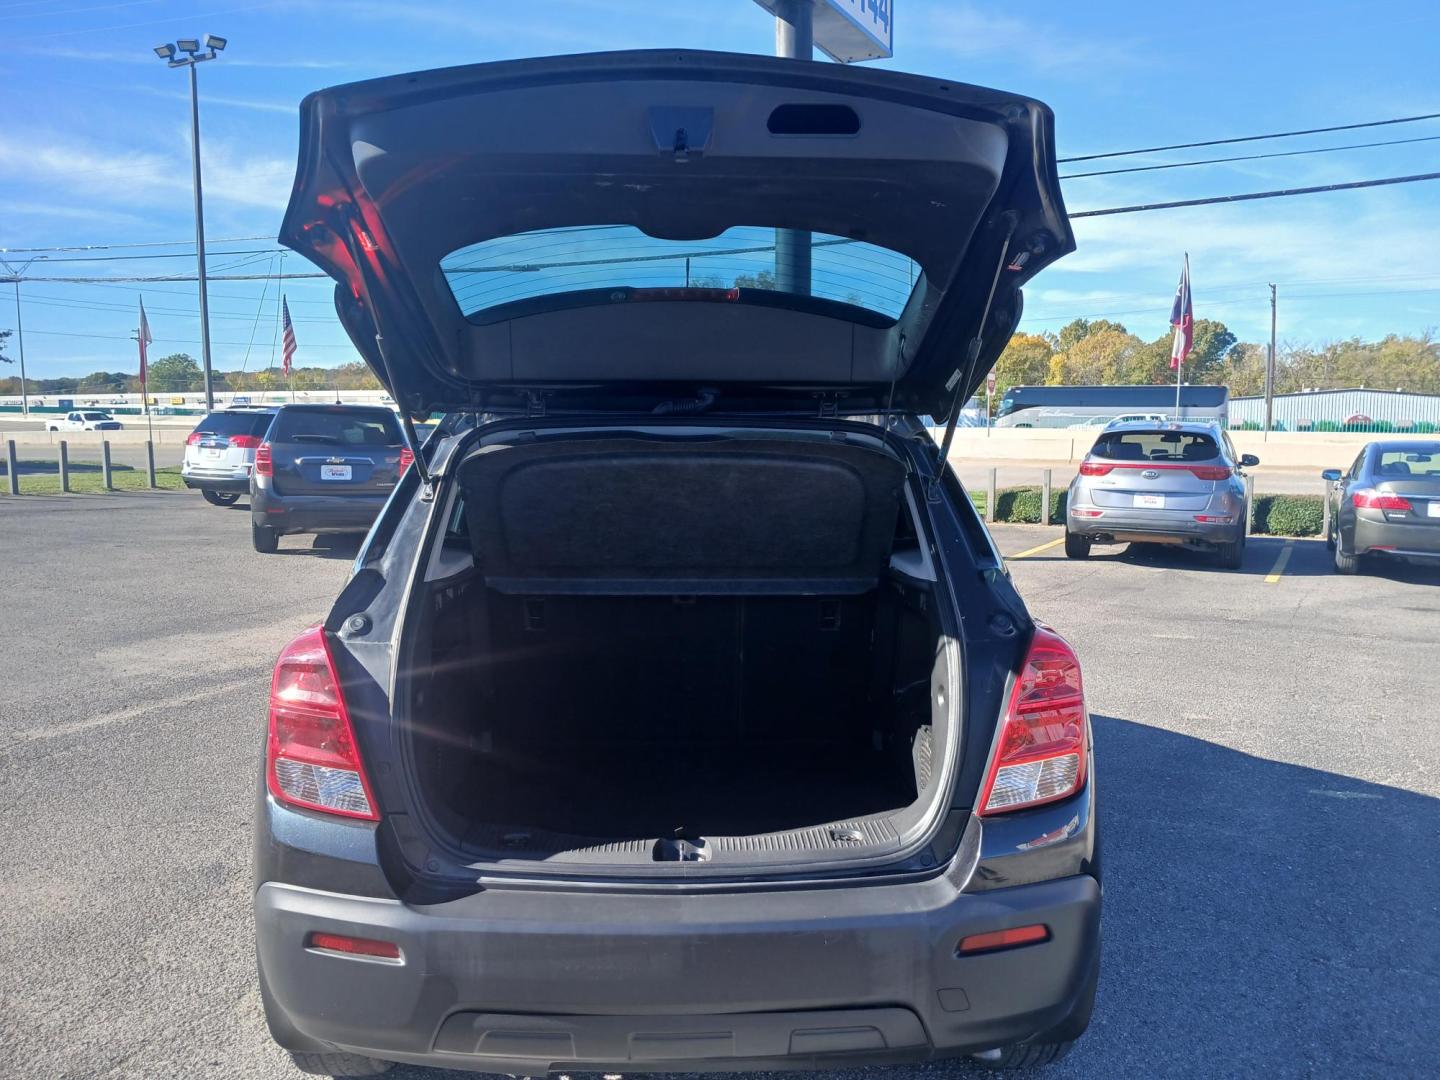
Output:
1216 531 1246 570
1333 534 1361 575
970 1040 1076 1070
1063 530 1091 559
287 1051 392 1077
201 489 240 506
252 522 280 554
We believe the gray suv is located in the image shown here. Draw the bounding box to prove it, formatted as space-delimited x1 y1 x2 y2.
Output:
254 50 1099 1078
1065 421 1257 568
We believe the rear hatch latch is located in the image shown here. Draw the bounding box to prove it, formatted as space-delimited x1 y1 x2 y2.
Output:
652 830 710 862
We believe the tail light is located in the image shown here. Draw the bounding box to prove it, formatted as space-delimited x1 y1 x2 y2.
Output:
1353 490 1412 511
1078 462 1112 476
266 626 378 821
254 442 273 477
186 431 204 446
230 434 262 449
978 627 1088 815
398 447 414 473
1189 465 1233 480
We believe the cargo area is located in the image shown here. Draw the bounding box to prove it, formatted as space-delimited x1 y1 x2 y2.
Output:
401 429 958 864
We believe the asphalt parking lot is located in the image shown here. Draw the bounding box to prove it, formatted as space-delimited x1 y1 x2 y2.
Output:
2 491 1438 1079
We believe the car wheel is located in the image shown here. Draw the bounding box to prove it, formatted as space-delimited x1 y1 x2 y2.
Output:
1333 534 1361 575
969 1040 1076 1070
287 1051 392 1077
1216 531 1246 570
200 489 240 506
1063 530 1091 559
252 522 280 554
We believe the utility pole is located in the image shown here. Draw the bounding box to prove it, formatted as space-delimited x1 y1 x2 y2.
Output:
1265 284 1277 433
1 256 43 416
772 0 813 296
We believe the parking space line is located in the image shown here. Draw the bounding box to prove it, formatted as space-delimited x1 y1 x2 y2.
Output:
1264 541 1295 584
1008 536 1066 560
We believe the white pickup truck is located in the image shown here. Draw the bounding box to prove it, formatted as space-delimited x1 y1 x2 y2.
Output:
46 410 125 432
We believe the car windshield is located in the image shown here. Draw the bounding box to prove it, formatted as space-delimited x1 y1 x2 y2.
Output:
1091 430 1220 462
269 409 403 447
194 412 273 438
441 224 920 320
1376 446 1440 478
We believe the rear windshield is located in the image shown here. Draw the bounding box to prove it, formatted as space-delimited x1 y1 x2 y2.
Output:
1092 431 1220 463
1376 446 1440 478
441 225 919 320
193 411 272 438
269 409 403 447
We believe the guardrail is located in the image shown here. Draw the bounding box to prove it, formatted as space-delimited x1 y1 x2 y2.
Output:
2 438 162 496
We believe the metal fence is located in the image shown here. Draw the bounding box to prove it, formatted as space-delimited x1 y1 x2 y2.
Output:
1230 390 1440 434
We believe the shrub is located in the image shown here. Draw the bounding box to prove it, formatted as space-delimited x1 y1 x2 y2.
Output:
1235 420 1262 431
1312 420 1340 433
1252 494 1324 537
1415 422 1437 434
992 485 1068 524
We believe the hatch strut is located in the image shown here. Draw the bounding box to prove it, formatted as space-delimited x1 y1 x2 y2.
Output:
929 215 1018 499
373 333 435 493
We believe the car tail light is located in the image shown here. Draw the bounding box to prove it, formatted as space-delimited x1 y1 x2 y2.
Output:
230 434 261 449
978 627 1088 816
1353 490 1412 511
254 442 273 476
957 924 1051 955
1189 465 1233 480
1078 462 1112 476
186 431 204 446
266 626 378 821
307 932 400 960
1070 508 1103 518
398 447 414 473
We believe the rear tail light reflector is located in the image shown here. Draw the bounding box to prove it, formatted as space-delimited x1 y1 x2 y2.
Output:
1194 514 1235 524
254 442 273 476
958 924 1051 955
230 434 262 449
1353 490 1412 511
398 447 414 473
978 626 1088 815
266 626 378 821
1071 508 1103 518
307 932 400 960
1078 462 1112 476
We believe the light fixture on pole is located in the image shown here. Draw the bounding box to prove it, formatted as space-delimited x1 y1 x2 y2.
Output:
152 32 227 411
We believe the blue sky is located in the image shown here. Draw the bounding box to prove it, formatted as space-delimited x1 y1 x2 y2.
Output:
2 0 1438 380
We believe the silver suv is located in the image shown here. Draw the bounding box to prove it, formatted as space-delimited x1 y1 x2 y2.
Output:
181 407 276 506
1065 420 1257 568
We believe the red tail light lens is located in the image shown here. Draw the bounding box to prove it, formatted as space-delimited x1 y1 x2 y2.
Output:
1353 490 1412 511
958 924 1051 955
254 442 273 476
978 627 1088 815
1078 462 1112 476
307 932 401 960
229 434 261 449
186 431 204 446
398 447 414 473
1189 465 1233 480
266 626 378 821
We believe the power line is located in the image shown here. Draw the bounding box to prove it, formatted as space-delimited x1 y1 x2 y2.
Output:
0 235 272 254
1069 171 1440 218
1061 134 1440 180
1058 111 1440 163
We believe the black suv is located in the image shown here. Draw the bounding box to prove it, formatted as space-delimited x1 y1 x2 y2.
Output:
250 404 413 553
254 52 1098 1077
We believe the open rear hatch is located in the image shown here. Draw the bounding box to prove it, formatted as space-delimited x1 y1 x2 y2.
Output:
279 49 1073 417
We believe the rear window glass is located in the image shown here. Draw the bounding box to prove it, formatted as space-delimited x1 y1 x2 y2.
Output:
1092 431 1219 463
193 411 272 438
270 409 402 447
1376 447 1440 477
441 225 919 319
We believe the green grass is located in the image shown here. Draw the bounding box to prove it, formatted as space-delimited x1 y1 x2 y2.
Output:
2 461 186 495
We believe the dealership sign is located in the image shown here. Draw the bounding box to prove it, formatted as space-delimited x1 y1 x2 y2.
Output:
753 0 894 63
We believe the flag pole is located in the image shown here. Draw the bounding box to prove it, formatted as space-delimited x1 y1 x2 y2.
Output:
1174 253 1188 420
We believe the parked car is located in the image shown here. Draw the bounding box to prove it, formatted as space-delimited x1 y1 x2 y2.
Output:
249 404 413 553
46 410 123 432
1065 420 1257 568
1322 441 1440 573
181 407 278 506
252 52 1098 1079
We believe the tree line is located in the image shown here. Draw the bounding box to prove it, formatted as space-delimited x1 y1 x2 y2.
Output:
0 353 383 397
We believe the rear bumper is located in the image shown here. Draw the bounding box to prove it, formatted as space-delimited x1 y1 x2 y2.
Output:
1067 506 1239 545
250 488 387 534
256 870 1101 1073
182 469 251 493
1354 516 1440 557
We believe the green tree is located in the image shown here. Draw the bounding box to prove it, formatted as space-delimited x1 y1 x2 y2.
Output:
1048 327 1145 385
145 353 202 392
1049 318 1130 353
733 269 777 290
989 332 1053 403
0 327 11 365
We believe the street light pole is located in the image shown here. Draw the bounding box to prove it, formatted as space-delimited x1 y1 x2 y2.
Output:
1265 283 1277 434
154 34 226 411
772 0 813 296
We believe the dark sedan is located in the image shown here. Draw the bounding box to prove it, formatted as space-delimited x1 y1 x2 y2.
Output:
1323 441 1440 573
250 404 413 553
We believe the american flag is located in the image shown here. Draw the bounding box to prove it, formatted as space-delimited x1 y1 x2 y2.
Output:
281 295 297 375
1169 255 1193 371
137 298 152 384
